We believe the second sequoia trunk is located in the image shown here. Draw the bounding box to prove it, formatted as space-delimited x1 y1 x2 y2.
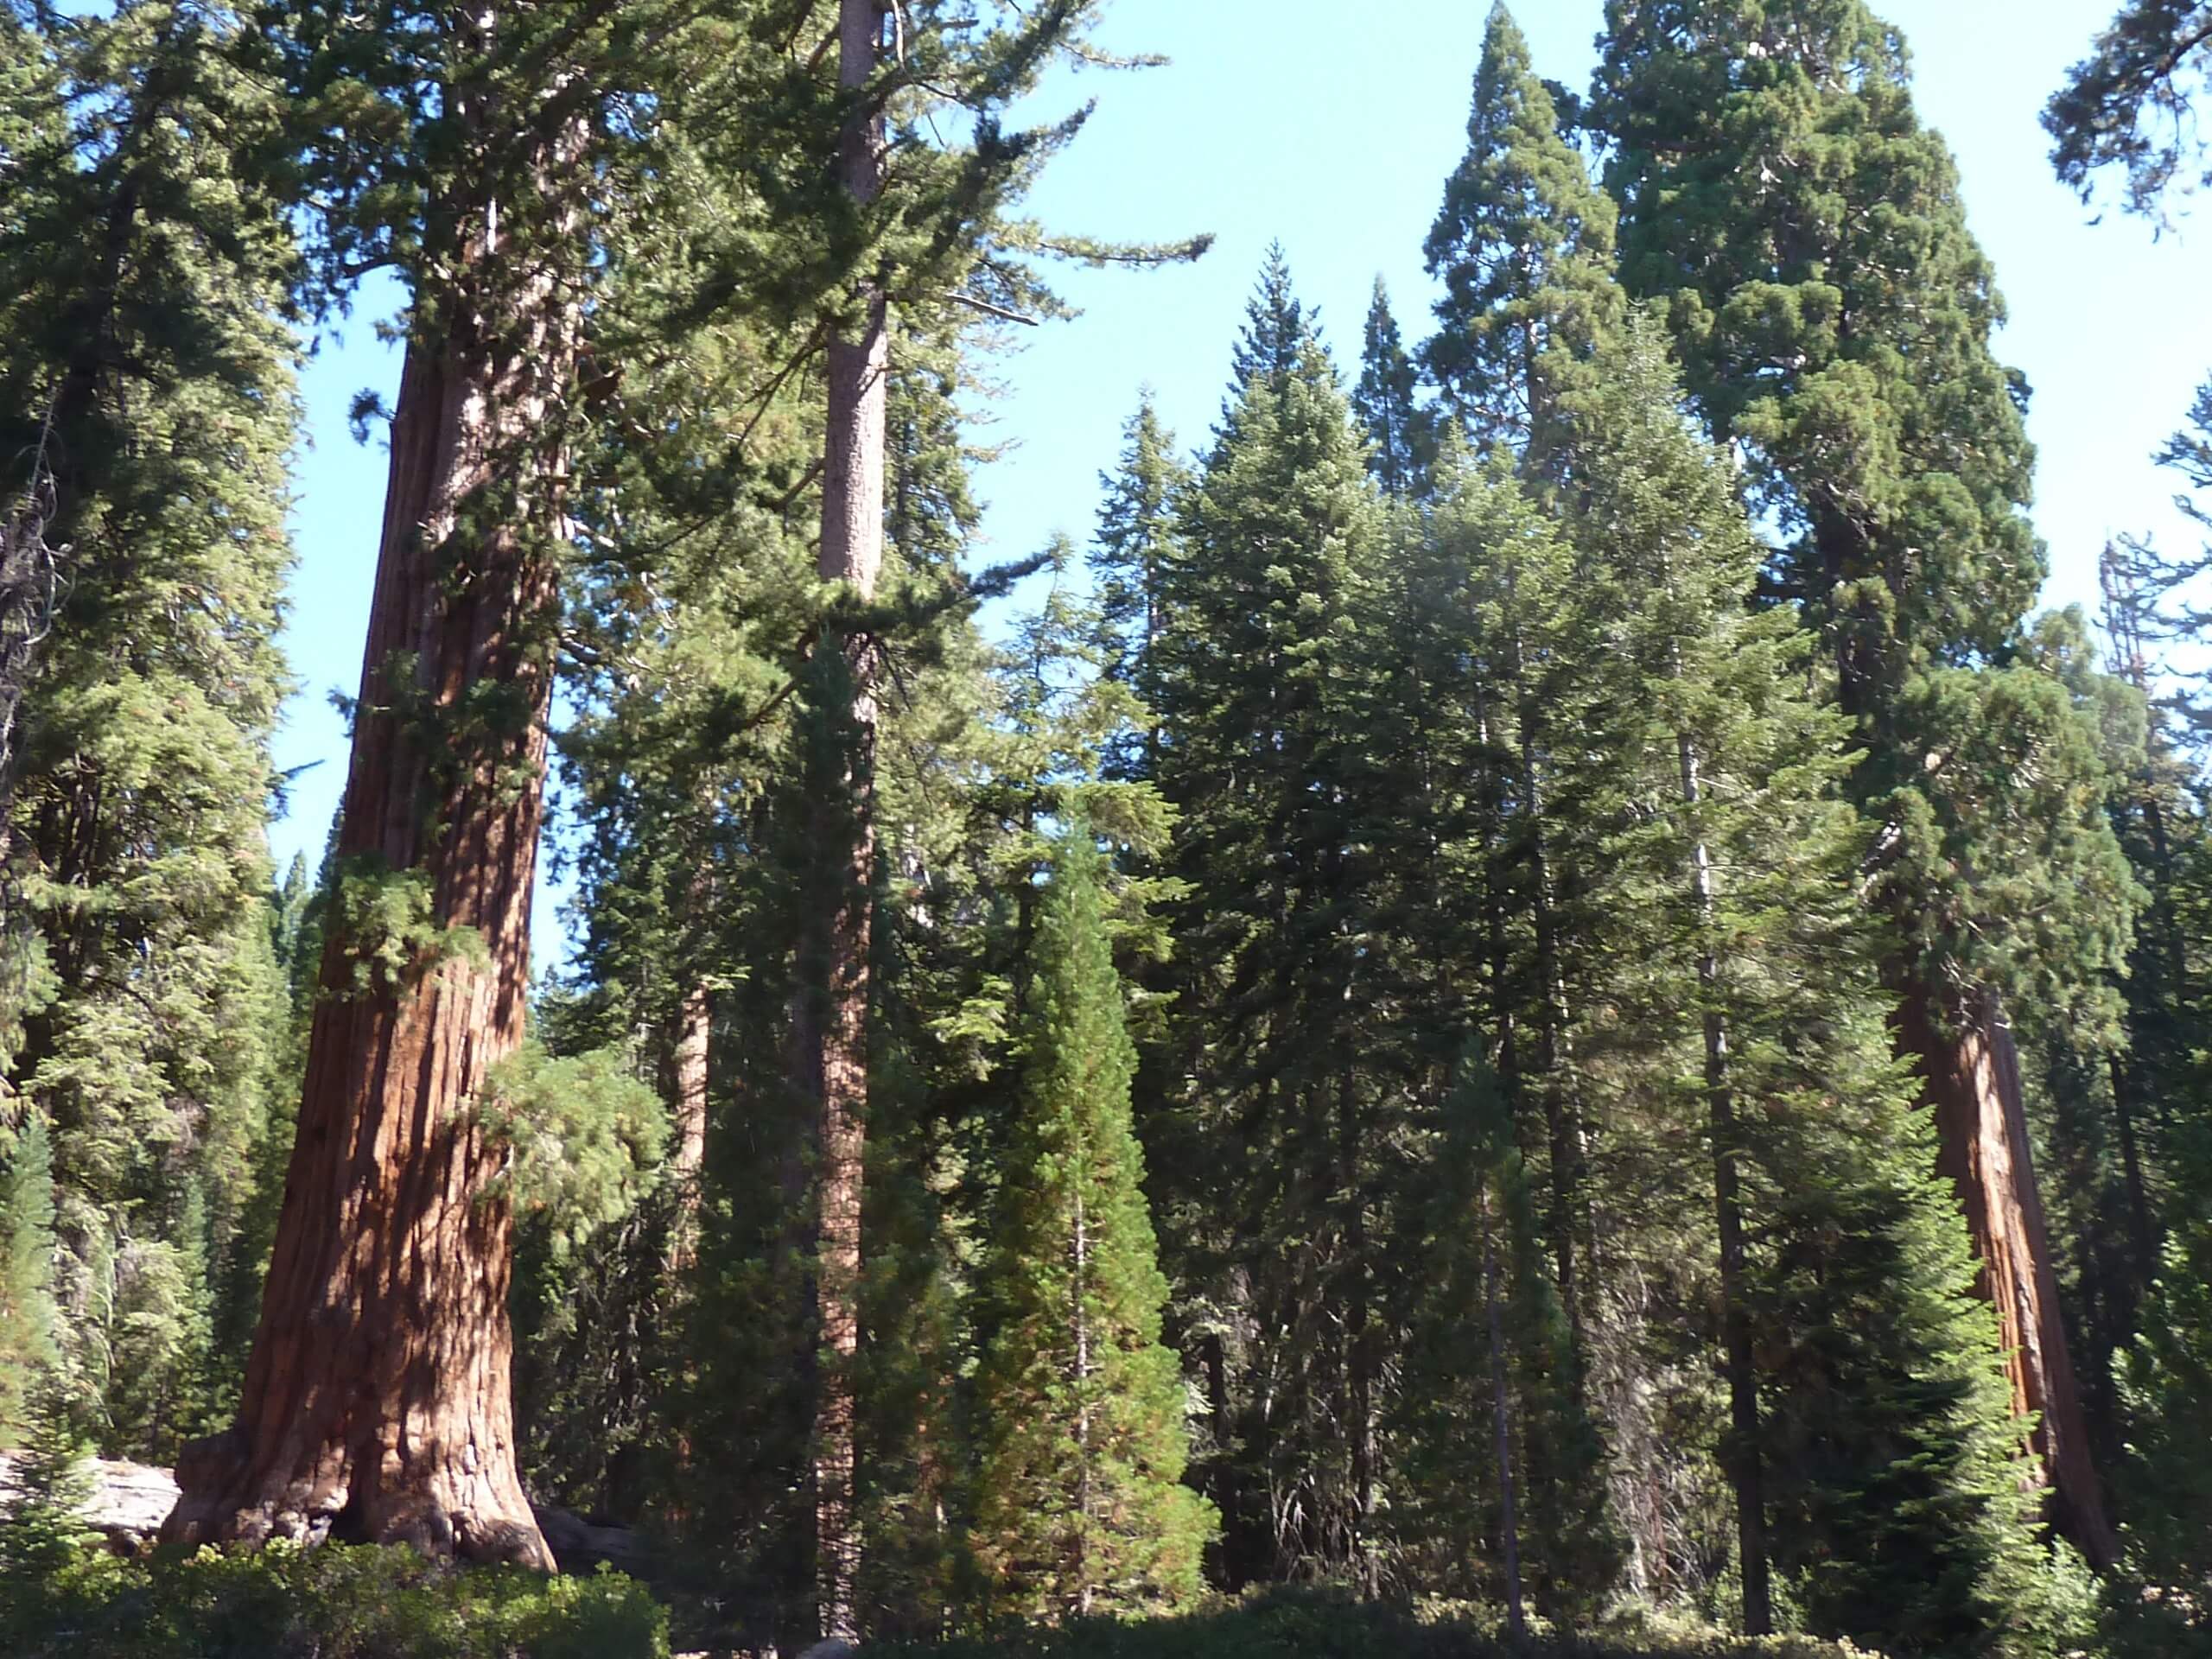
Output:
1897 983 2120 1569
164 81 584 1565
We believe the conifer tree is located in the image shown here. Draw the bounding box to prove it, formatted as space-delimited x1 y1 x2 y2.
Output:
0 0 296 1459
1146 253 1402 1586
1594 0 2136 1564
1423 1 1624 1378
1227 242 1311 396
1395 1043 1599 1621
1425 3 1624 454
2048 0 2212 219
0 1387 92 1584
2113 1162 2212 1646
0 1110 57 1437
1351 279 1431 498
772 6 1204 1630
0 3 63 844
970 823 1212 1620
163 0 639 1565
1090 394 1188 777
1558 319 2058 1650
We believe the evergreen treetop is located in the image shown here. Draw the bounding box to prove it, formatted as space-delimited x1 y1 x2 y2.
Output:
1426 2 1624 454
1594 0 2037 680
1224 242 1314 406
1351 278 1430 498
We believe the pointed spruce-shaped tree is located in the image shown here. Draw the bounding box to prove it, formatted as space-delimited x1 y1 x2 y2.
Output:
970 822 1213 1619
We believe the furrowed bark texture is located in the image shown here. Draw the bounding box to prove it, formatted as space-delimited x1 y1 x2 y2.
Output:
1897 984 2119 1571
164 73 582 1569
805 0 890 1639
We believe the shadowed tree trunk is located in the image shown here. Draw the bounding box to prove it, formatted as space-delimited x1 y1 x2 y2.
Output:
163 71 584 1568
1482 1165 1524 1644
663 977 713 1270
1897 983 2120 1571
799 0 889 1640
1676 734 1770 1633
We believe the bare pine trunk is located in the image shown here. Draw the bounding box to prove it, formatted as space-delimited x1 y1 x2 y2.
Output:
165 71 582 1567
806 2 890 1639
1897 984 2119 1570
663 978 712 1274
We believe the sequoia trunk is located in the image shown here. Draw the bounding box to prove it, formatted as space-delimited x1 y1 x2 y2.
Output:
1896 983 2119 1570
164 87 582 1564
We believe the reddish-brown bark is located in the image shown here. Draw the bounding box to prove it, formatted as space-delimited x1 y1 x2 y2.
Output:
1896 983 2120 1571
163 73 582 1567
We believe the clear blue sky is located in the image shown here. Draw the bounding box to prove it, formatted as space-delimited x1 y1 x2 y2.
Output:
268 1 2212 970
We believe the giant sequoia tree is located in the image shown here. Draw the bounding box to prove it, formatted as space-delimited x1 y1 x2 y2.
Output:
163 0 631 1564
3 0 2190 1643
1594 0 2135 1566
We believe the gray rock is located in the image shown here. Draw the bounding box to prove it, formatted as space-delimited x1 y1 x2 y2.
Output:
0 1452 180 1556
0 1454 653 1579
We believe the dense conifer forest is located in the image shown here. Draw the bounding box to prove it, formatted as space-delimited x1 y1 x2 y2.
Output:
2 1 2211 1656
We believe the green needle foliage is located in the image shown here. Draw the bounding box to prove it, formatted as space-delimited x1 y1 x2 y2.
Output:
5 0 2210 1650
0 0 299 1459
1426 3 1624 454
1144 251 1409 1589
1352 279 1433 499
970 823 1213 1620
1557 317 2053 1659
0 1110 58 1439
2047 0 2212 221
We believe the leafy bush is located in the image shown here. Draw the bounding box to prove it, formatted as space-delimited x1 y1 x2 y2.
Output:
0 1541 667 1659
867 1587 1878 1659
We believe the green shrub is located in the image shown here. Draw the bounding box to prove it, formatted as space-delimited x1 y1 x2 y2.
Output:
0 1540 668 1659
866 1586 1877 1659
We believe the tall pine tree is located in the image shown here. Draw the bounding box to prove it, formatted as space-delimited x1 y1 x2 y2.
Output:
1145 253 1399 1587
1425 3 1624 455
1351 279 1431 498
